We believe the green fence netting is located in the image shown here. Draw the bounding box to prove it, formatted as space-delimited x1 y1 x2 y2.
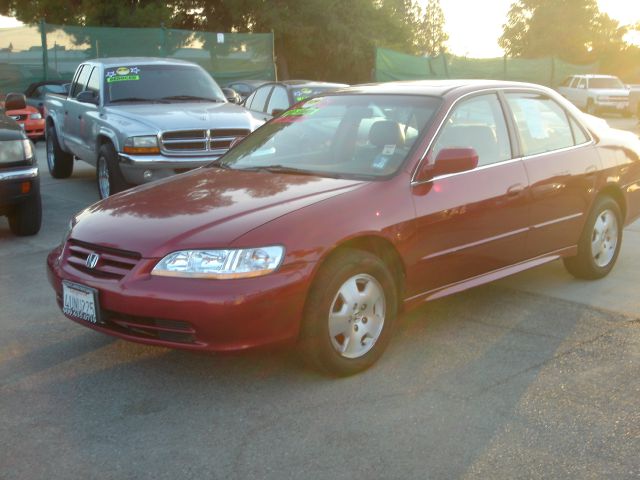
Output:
0 22 275 95
374 47 599 87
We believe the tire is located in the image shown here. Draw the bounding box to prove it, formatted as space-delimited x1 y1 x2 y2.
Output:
586 99 597 116
8 186 42 236
563 196 622 280
299 249 398 376
96 142 129 199
46 123 73 179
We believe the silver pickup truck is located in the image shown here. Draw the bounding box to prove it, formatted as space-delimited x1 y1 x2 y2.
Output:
45 57 261 198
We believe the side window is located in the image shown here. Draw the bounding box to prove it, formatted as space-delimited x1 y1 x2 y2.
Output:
86 67 100 98
431 93 512 167
249 86 273 113
266 86 289 114
569 77 578 88
71 65 91 98
505 93 575 156
576 78 586 89
244 91 257 109
569 116 590 145
560 77 573 87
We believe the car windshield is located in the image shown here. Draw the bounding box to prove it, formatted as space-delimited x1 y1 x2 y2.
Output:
215 94 441 179
104 64 226 104
589 77 625 89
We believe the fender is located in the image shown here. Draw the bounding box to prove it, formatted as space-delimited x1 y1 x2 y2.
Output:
96 126 121 154
46 111 70 153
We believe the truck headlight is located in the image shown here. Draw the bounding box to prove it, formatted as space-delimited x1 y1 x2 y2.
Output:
0 139 35 165
151 247 285 279
123 135 160 154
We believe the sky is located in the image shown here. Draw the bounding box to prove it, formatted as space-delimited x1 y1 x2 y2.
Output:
1 0 640 57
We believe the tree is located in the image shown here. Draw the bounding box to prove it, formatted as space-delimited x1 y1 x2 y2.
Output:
498 0 623 64
0 0 424 83
416 0 448 57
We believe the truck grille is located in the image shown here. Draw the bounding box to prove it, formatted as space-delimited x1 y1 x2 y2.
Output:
161 129 250 155
66 239 140 280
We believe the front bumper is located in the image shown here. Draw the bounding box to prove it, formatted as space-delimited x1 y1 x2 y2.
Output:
594 100 629 113
0 167 39 211
47 244 313 352
119 153 220 185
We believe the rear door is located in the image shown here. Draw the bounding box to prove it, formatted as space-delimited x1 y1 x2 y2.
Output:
406 92 530 298
503 91 599 258
64 65 92 157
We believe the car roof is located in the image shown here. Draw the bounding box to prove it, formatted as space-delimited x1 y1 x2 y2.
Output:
570 74 619 79
333 79 554 97
278 80 349 89
83 57 200 68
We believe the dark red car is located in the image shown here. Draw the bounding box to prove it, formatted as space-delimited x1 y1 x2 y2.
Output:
47 80 640 376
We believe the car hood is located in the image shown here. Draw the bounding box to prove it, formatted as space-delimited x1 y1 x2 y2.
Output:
103 102 257 133
590 88 629 97
71 168 365 258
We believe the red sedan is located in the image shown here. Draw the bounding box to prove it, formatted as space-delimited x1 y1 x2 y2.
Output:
47 81 640 376
5 103 45 141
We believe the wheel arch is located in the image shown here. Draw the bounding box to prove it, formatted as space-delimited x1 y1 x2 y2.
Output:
597 184 627 222
308 234 407 313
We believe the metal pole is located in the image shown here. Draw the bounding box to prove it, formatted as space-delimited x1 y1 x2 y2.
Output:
39 19 49 81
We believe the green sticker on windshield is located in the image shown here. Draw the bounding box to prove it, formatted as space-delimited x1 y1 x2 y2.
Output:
105 66 141 83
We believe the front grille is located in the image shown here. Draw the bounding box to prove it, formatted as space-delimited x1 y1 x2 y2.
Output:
102 311 197 344
160 129 250 155
66 239 140 280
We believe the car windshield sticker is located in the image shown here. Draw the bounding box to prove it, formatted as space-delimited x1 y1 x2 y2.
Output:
372 154 390 169
272 106 319 123
293 87 319 102
106 66 141 83
382 145 396 156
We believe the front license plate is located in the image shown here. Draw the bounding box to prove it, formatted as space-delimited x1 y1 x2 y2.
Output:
62 281 100 324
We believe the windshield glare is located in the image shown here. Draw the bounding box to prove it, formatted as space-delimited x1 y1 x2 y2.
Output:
589 77 625 89
217 94 440 179
105 64 226 104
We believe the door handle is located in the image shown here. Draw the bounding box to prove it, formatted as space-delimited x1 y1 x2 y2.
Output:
506 183 525 197
64 111 68 115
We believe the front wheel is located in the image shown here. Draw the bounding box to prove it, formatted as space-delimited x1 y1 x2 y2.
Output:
299 249 398 376
46 124 73 179
97 143 129 199
8 188 42 236
563 196 622 279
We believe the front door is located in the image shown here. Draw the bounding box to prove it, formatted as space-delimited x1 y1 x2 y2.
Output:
405 93 530 299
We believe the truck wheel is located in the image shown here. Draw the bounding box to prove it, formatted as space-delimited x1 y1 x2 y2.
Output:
8 187 42 236
563 196 622 280
586 99 598 116
299 249 398 376
97 143 128 199
46 124 73 179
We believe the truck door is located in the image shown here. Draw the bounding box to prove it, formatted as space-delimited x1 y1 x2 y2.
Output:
64 65 92 158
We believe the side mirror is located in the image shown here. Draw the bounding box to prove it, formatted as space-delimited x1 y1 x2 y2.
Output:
271 108 285 117
4 92 26 110
416 147 478 182
77 90 98 105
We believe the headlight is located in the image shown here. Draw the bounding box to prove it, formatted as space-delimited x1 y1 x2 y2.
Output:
151 246 285 279
30 112 42 120
123 135 160 154
0 139 35 164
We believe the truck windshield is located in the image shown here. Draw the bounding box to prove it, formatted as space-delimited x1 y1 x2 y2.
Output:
588 77 625 89
215 94 441 179
104 64 226 104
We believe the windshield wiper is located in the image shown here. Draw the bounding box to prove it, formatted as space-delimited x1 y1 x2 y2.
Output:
239 165 319 176
207 159 232 170
159 95 221 102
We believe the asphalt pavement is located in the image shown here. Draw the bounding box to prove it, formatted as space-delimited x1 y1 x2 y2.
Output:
0 117 638 479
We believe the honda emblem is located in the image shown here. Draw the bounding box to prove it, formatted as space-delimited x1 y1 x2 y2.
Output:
86 253 100 269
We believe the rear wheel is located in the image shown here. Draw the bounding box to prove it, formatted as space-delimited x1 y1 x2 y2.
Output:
299 249 398 376
563 196 622 279
8 187 42 236
97 143 128 199
46 124 73 179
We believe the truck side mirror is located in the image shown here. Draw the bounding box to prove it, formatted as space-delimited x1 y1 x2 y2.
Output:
77 91 99 106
